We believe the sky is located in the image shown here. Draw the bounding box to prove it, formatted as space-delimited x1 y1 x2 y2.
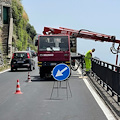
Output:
22 0 120 65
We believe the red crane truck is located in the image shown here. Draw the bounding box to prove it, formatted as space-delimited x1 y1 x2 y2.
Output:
37 27 120 78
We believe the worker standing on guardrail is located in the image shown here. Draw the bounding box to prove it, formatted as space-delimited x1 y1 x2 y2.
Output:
84 48 95 75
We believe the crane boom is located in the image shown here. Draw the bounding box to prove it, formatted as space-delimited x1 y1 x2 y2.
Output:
43 27 120 44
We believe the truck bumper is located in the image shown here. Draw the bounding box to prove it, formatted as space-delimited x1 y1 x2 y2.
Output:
38 61 70 67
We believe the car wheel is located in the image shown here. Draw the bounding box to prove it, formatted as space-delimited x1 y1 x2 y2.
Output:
11 68 13 72
33 64 35 70
33 66 35 70
29 65 33 71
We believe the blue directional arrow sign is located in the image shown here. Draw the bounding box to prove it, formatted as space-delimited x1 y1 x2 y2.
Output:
52 63 70 81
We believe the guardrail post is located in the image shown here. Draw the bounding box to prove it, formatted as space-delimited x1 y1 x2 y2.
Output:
112 92 114 97
111 65 114 97
107 85 109 91
117 95 120 102
103 82 105 88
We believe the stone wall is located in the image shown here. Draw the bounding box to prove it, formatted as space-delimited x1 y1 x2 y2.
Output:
0 0 11 27
0 0 11 6
0 0 13 60
0 29 2 43
0 5 2 27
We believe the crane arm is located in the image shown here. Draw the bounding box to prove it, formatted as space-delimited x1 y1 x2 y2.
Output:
43 27 120 44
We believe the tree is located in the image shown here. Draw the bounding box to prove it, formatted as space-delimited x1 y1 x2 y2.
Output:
26 23 37 41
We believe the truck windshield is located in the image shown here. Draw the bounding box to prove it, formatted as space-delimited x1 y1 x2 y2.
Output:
39 36 69 51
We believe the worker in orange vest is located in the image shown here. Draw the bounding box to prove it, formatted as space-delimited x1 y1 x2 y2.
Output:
84 48 95 75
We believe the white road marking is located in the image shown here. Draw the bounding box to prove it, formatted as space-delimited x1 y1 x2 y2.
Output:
78 69 116 120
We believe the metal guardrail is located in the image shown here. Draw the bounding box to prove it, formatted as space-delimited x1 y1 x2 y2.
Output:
91 58 120 102
72 53 120 103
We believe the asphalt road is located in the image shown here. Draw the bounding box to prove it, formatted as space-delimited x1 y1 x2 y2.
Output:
0 57 115 120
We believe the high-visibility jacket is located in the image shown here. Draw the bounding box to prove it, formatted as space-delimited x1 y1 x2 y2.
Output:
84 50 92 71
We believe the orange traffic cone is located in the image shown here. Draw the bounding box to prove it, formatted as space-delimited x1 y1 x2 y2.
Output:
15 79 23 94
27 72 32 82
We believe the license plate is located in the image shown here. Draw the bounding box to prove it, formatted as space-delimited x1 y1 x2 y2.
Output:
17 61 24 63
51 63 56 66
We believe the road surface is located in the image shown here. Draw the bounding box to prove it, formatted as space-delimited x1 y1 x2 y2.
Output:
0 57 116 120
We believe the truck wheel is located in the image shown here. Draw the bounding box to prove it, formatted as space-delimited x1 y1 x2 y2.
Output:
40 74 44 78
40 69 45 78
40 72 44 78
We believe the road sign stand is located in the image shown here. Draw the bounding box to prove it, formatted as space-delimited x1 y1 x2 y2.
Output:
50 79 72 100
50 63 72 100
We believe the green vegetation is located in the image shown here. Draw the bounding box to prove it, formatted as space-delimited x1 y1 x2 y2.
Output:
0 55 11 72
0 41 10 72
0 0 37 71
0 64 10 72
12 0 37 51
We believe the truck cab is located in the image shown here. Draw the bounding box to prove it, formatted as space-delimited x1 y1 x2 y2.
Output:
38 35 71 78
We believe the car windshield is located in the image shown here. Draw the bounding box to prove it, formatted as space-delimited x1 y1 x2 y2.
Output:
14 53 27 58
39 36 69 51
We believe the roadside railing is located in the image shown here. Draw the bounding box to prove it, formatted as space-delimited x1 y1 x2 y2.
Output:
77 53 120 103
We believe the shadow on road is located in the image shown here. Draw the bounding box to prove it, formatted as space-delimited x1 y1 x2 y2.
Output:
31 75 55 82
9 68 31 72
10 70 30 72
